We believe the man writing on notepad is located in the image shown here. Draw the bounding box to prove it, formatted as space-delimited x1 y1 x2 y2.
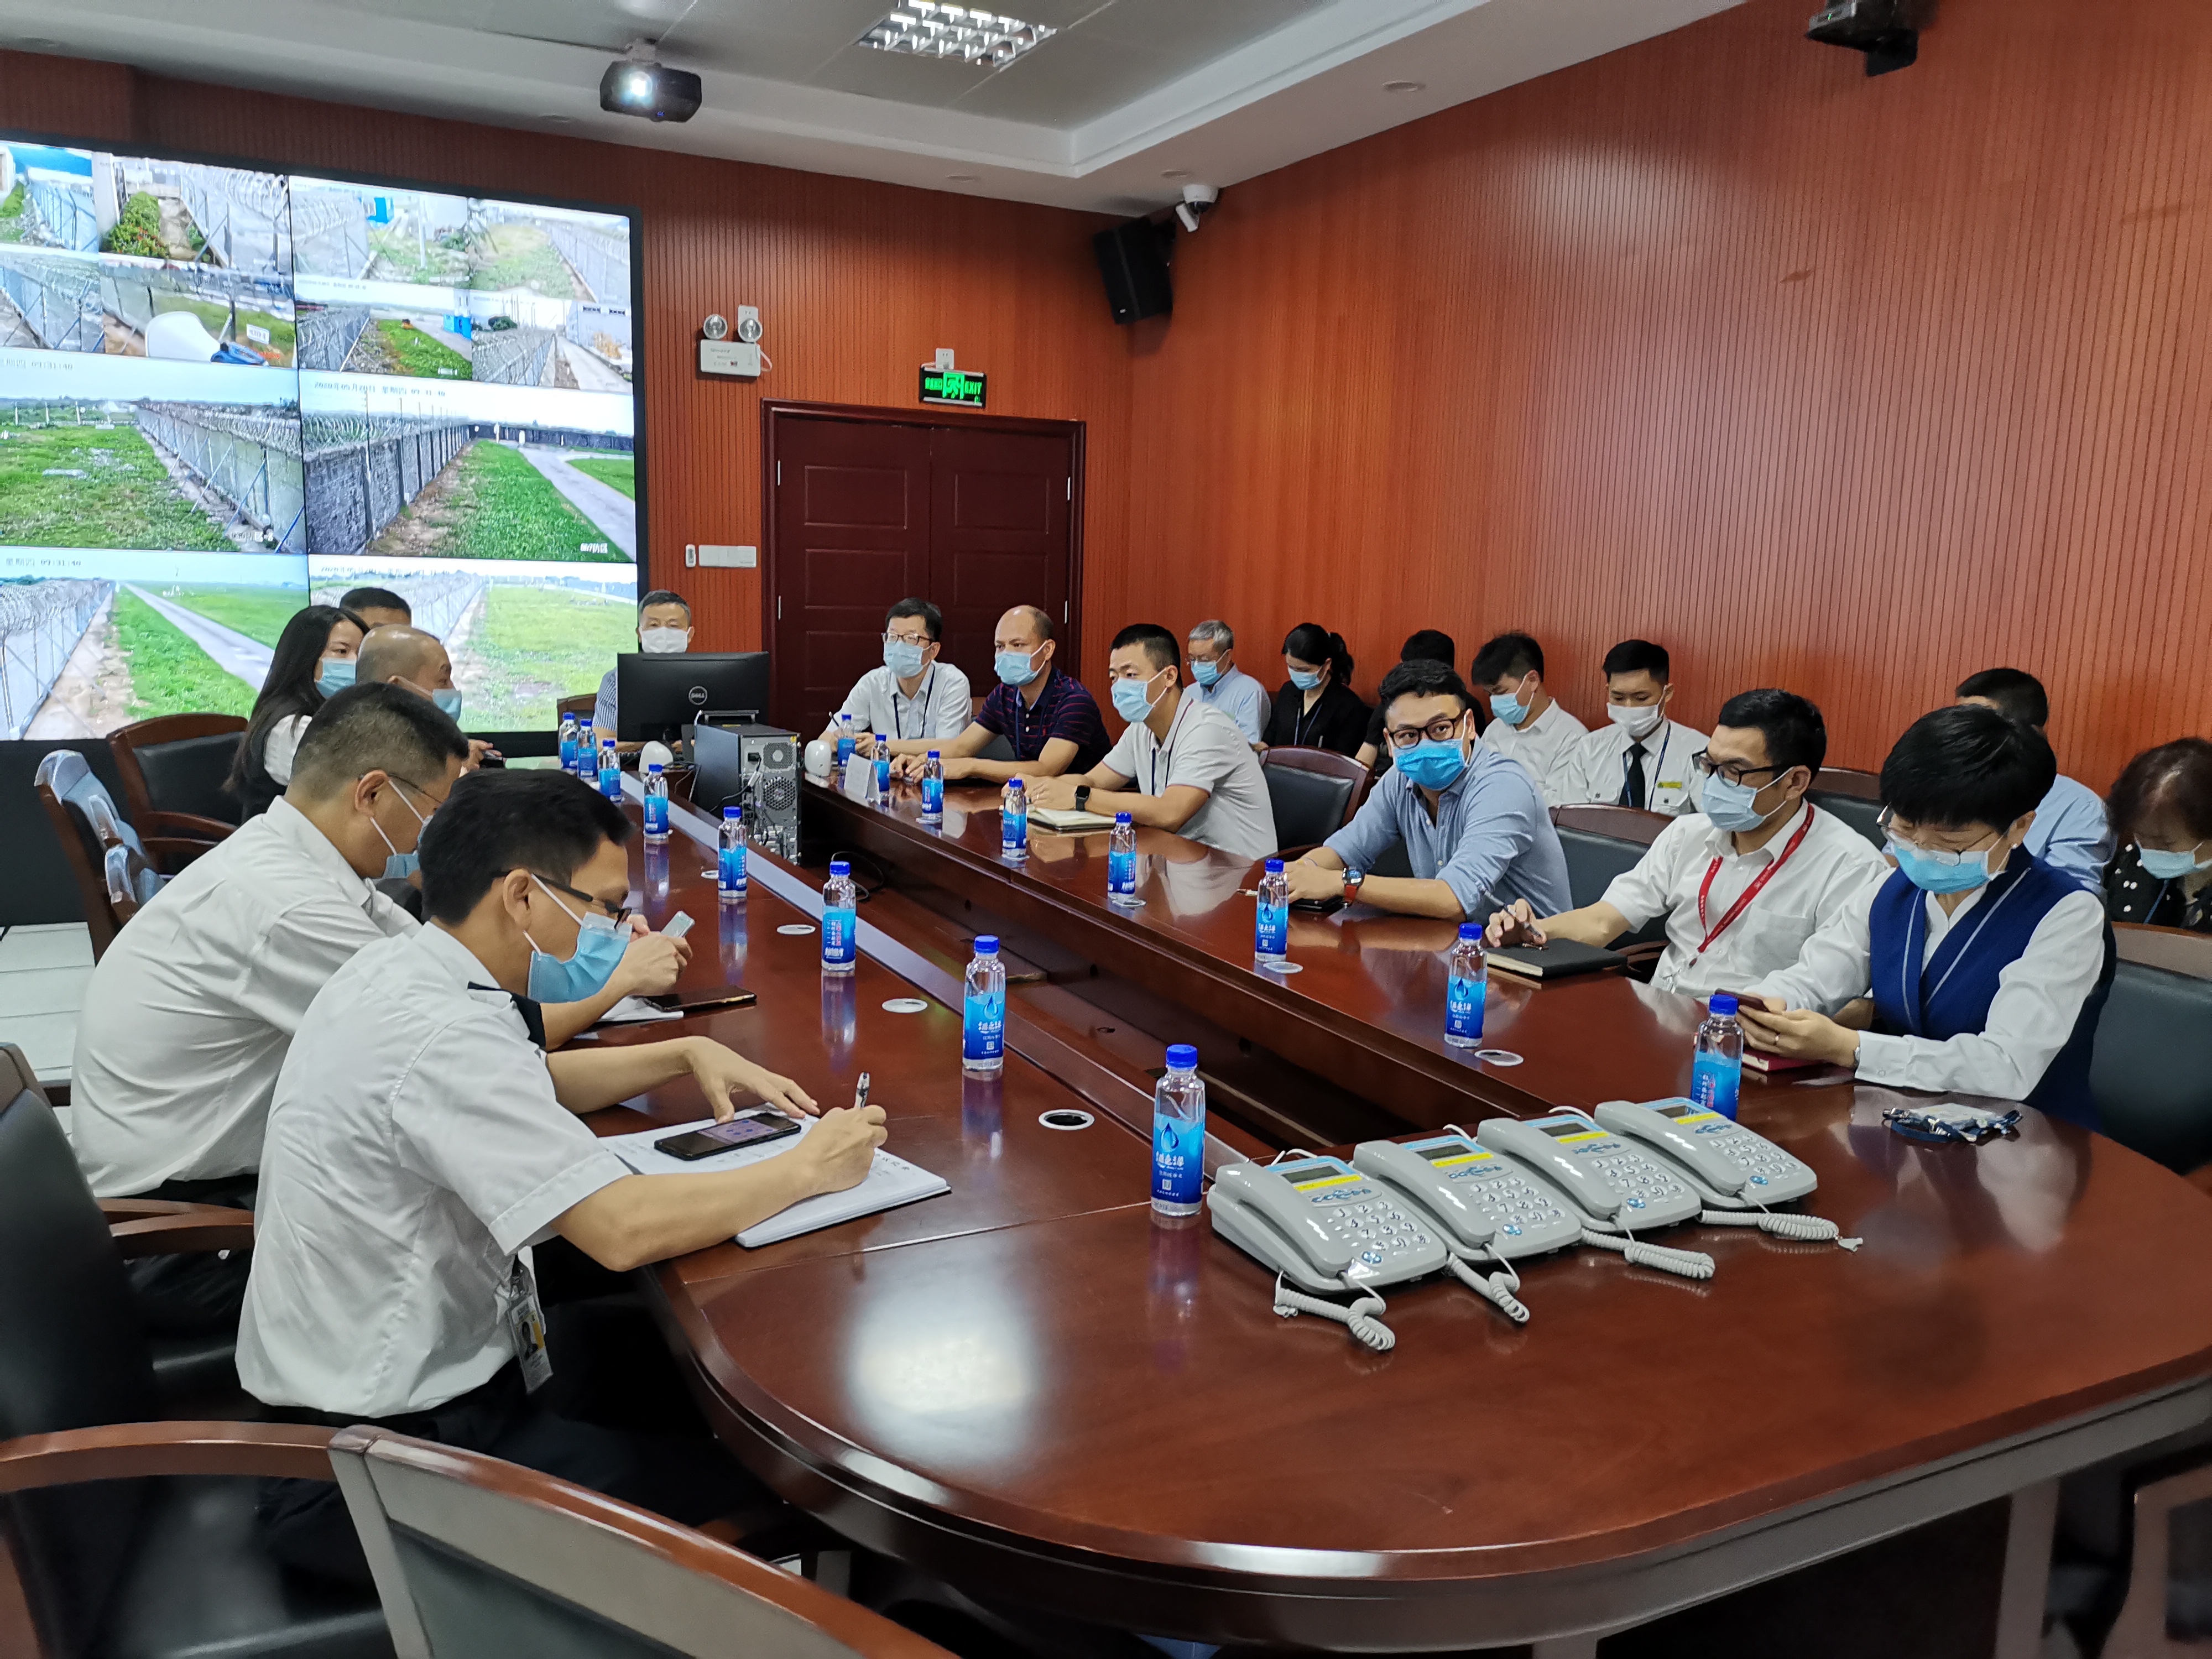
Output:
241 768 885 1585
1022 623 1277 860
1484 689 1888 1000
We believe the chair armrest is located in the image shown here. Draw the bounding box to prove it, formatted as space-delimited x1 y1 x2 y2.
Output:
1272 844 1321 862
2104 1449 2212 1652
144 812 235 842
109 1208 254 1258
0 1421 336 1493
98 1197 209 1221
142 837 217 873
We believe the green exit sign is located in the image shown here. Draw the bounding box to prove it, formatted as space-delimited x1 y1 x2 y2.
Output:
920 366 987 409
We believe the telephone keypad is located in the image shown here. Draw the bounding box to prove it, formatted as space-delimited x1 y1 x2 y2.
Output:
1312 1188 1431 1254
1697 1124 1809 1188
1448 1165 1569 1239
1588 1149 1689 1213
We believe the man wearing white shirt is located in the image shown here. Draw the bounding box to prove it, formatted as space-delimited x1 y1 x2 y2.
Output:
1472 631 1588 804
1024 623 1277 861
1184 619 1270 748
72 685 691 1333
818 597 974 758
243 768 888 1583
1737 706 2113 1124
1554 639 1707 816
1486 689 1888 1001
594 589 695 754
1954 667 2114 892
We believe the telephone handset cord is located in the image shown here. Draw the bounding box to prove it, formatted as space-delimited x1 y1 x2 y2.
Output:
1580 1219 1715 1281
1272 1272 1396 1352
1447 1254 1530 1324
1698 1206 1861 1250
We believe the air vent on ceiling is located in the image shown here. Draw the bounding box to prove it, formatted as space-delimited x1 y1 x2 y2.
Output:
858 3 1057 66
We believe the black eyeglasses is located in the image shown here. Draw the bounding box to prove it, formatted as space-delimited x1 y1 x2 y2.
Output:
1691 751 1787 787
1385 716 1469 750
535 873 632 927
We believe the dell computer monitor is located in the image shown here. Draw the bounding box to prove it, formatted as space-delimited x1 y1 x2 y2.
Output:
617 651 770 744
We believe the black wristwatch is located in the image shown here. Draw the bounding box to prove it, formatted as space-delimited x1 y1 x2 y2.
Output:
1074 785 1092 811
1342 868 1365 902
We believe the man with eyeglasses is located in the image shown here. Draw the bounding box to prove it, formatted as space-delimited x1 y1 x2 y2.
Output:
818 597 974 759
1733 705 2114 1125
242 767 889 1585
1485 688 1888 1000
1285 659 1571 919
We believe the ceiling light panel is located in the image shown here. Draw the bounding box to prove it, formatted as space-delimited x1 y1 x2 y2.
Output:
859 3 1057 67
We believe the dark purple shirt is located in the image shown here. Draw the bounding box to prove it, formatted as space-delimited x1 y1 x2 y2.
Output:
976 667 1111 774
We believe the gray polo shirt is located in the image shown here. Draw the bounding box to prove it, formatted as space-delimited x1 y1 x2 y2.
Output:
1323 747 1572 918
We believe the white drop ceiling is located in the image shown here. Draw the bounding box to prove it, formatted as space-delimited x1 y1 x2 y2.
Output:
0 0 1740 212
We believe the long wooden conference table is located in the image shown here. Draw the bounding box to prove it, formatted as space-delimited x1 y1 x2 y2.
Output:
575 768 2212 1657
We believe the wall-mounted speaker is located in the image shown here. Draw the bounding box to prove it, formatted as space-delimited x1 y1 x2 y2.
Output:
1093 217 1175 324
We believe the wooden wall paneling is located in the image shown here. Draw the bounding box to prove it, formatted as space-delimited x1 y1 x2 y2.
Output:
1121 0 2212 790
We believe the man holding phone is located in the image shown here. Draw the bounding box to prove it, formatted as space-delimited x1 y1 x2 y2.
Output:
239 769 888 1585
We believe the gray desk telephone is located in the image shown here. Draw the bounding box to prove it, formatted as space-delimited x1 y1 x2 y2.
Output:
1471 1112 1717 1280
1593 1098 1854 1247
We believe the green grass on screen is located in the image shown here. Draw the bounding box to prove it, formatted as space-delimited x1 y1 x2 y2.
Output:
161 583 308 647
458 585 634 731
0 420 229 550
369 439 622 562
113 589 257 720
372 317 471 379
567 455 635 499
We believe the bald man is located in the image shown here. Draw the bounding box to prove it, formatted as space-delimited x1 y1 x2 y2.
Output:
896 604 1109 783
358 627 499 767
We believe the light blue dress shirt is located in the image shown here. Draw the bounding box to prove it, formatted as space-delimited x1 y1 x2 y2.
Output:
1323 747 1573 918
2024 773 2113 893
1186 662 1270 746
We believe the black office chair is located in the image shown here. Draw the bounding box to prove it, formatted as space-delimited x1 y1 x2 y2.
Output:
0 1085 390 1659
2090 957 2212 1176
109 714 246 835
33 751 173 959
1809 768 1885 850
1261 747 1365 855
975 732 1016 764
1551 823 1668 954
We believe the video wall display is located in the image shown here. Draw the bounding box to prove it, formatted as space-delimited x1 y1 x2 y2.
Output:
0 141 640 738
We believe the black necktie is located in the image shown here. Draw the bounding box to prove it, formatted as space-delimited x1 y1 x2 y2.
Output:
1622 742 1648 811
470 983 547 1050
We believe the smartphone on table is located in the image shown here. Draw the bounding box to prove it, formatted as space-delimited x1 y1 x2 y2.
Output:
654 1109 802 1161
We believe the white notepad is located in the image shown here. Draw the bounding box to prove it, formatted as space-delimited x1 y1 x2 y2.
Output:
1028 806 1118 833
599 1116 949 1247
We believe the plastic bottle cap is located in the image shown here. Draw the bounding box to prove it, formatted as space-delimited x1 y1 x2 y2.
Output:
648 763 663 774
830 859 851 876
1458 922 1481 940
975 935 1000 954
1264 858 1284 873
1166 1043 1198 1070
1115 812 1132 823
1710 993 1740 1016
928 750 941 758
875 734 887 743
723 806 740 818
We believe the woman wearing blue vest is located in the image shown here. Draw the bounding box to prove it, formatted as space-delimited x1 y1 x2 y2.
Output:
1736 705 2115 1127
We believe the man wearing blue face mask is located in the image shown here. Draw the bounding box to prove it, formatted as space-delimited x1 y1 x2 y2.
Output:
898 603 1110 784
1184 619 1270 749
242 768 886 1585
818 597 973 760
1023 624 1276 859
358 623 502 769
1471 632 1587 806
1285 659 1571 919
1484 688 1888 1000
1735 705 2114 1126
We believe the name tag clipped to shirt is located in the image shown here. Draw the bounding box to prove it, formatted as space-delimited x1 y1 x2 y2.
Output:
502 1255 553 1392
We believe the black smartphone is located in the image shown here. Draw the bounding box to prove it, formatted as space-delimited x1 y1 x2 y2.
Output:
645 987 759 1014
654 1110 801 1161
1291 895 1344 915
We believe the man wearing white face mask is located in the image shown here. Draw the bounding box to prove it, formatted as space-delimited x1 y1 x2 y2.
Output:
1554 640 1706 815
593 590 694 754
1024 624 1276 859
1486 688 1888 1001
818 597 973 759
1734 705 2113 1125
1472 632 1587 806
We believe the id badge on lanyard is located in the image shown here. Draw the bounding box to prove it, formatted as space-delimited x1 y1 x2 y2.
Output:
502 1254 553 1392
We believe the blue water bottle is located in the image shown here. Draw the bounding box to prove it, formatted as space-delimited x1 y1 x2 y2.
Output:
921 749 945 826
598 737 622 801
576 718 598 782
1107 811 1139 905
558 710 580 775
643 762 669 843
1000 778 1029 863
836 713 857 774
873 735 891 801
821 858 857 975
1691 993 1745 1120
963 935 1006 1076
1446 923 1486 1048
1254 858 1289 964
1151 1045 1206 1216
717 806 747 904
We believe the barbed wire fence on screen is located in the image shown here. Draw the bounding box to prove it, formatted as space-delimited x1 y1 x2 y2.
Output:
472 325 556 386
135 403 306 552
291 192 371 279
303 413 474 559
296 303 371 370
312 570 486 640
21 173 98 252
0 580 113 740
0 249 101 351
537 220 628 304
157 164 291 276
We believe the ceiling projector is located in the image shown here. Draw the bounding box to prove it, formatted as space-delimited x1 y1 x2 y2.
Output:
599 55 702 122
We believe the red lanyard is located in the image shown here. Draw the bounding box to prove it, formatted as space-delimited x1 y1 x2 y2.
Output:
1694 809 1814 954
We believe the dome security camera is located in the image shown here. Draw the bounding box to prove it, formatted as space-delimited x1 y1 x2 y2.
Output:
1174 183 1220 234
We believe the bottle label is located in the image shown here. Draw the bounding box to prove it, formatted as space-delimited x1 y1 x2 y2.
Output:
1108 849 1135 895
1152 1107 1206 1206
875 757 890 794
963 988 1005 1061
1256 900 1288 957
922 776 944 816
1003 811 1027 853
822 905 857 966
644 795 668 837
578 748 597 779
559 739 576 773
836 735 855 767
1690 1051 1741 1121
718 846 747 895
601 768 622 800
1447 973 1484 1041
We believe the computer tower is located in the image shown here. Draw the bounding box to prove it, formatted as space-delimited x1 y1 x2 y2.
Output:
692 722 800 860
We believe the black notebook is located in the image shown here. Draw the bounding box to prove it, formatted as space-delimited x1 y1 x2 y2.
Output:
1485 940 1626 980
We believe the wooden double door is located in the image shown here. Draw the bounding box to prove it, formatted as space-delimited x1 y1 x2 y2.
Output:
764 403 1082 740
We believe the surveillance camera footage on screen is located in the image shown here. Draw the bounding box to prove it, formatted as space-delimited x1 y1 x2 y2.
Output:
0 138 641 739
